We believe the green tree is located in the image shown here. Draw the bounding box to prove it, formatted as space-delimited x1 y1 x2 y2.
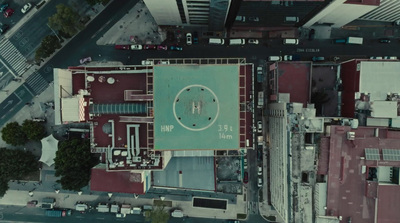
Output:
34 35 62 62
22 120 47 141
144 205 170 223
54 139 98 191
0 148 39 197
1 122 28 146
48 4 84 37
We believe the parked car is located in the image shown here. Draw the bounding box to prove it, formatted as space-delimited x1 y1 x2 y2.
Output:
80 57 92 64
0 3 8 12
312 56 325 62
383 56 397 60
21 3 32 13
142 60 154 65
309 29 315 40
143 45 156 50
249 16 259 22
248 39 259 44
258 177 263 187
243 172 248 184
157 45 168 50
131 44 143 50
235 16 245 22
186 33 192 45
379 38 391 43
370 56 383 60
257 121 262 133
0 24 9 35
170 45 183 51
4 8 14 18
115 45 130 50
158 60 170 65
193 31 198 44
258 166 263 176
283 55 301 61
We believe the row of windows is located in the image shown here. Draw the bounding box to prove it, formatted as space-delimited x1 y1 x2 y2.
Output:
187 0 209 4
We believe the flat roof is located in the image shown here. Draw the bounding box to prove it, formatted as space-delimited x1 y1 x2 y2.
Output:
90 167 144 194
359 61 400 101
276 62 311 106
324 126 400 223
152 157 215 190
153 65 240 150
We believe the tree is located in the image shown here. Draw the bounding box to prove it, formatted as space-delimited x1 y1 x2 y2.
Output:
0 148 39 197
1 122 28 146
48 4 84 37
54 139 98 191
144 205 170 223
34 35 62 62
22 120 47 141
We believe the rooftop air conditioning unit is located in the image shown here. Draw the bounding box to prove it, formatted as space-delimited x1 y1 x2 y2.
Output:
347 132 355 140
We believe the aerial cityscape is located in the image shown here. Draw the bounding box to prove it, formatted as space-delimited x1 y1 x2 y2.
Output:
0 0 399 223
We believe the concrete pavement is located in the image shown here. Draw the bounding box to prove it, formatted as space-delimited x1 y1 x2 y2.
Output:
97 0 165 45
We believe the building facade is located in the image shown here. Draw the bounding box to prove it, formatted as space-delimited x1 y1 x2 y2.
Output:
144 0 231 31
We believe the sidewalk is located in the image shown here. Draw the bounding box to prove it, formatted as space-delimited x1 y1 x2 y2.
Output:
96 1 165 45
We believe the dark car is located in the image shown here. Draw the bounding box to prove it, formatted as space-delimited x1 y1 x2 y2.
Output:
309 29 315 40
243 172 248 184
379 38 390 43
114 45 130 50
193 31 198 44
0 3 8 12
170 45 183 51
157 45 168 50
4 8 14 18
144 45 157 50
312 56 325 62
0 24 9 34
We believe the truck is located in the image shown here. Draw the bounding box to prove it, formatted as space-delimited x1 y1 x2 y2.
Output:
45 209 72 217
257 66 263 83
346 37 363 45
257 91 264 108
334 37 363 45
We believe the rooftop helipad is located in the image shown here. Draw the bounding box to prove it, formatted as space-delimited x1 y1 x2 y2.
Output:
153 65 240 150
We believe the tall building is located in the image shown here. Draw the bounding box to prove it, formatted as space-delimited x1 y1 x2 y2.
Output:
267 61 325 223
144 0 232 31
303 0 380 28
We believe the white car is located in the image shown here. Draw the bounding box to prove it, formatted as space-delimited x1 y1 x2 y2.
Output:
258 166 263 176
130 44 143 50
186 33 192 45
141 60 154 65
257 121 262 133
248 39 259 44
80 57 92 64
21 3 32 14
158 61 170 65
258 177 263 187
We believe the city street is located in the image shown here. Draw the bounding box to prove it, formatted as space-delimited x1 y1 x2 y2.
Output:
0 204 235 223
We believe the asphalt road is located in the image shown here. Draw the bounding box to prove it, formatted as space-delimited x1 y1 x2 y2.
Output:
0 205 234 223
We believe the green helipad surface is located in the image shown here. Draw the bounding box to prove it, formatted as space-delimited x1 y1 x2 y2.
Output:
153 65 239 150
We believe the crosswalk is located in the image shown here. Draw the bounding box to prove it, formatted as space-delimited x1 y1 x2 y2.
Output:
0 39 29 76
248 201 259 214
25 71 49 95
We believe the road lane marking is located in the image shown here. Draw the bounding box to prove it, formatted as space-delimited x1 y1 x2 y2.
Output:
91 20 111 39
